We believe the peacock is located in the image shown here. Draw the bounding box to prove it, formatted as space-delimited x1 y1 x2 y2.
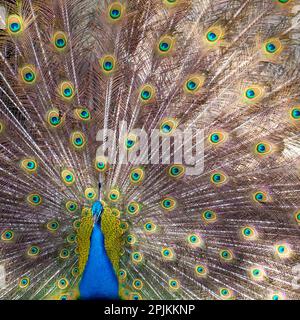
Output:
0 0 300 301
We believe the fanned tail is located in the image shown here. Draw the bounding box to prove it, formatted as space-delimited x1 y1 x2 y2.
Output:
0 0 300 300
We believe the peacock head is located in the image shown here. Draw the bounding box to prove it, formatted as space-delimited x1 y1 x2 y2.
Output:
91 200 104 223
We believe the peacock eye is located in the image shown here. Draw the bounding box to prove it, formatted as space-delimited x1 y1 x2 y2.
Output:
168 164 185 179
57 277 69 290
61 169 76 186
47 220 59 232
202 210 217 223
108 3 125 22
290 107 300 120
95 157 109 173
219 288 234 300
253 191 268 204
184 75 205 94
246 89 255 99
130 168 145 184
59 81 75 101
21 159 38 174
160 118 178 135
73 219 81 229
74 108 91 121
266 42 276 53
56 38 65 48
130 293 142 300
71 131 86 150
118 269 127 280
243 85 264 104
126 234 137 245
46 109 63 128
20 65 37 84
275 243 291 259
59 248 70 259
28 246 40 257
207 31 217 42
139 84 156 103
99 55 116 75
127 201 141 215
111 9 120 19
161 197 177 211
249 266 265 281
131 252 143 264
67 233 76 244
157 35 175 55
7 15 24 35
163 0 179 7
195 264 207 277
294 211 300 224
169 279 180 290
255 142 272 156
1 230 14 241
125 134 138 150
220 249 233 262
187 80 196 90
187 234 202 248
108 189 120 202
133 279 143 290
66 201 78 212
10 22 21 32
209 131 226 145
263 38 283 57
19 277 30 289
53 31 68 50
210 172 227 185
83 187 96 201
144 222 157 233
270 292 285 300
160 42 169 51
241 226 257 240
205 26 224 45
27 193 43 206
161 247 175 260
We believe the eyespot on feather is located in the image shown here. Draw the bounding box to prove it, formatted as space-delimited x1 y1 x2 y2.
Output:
204 26 225 46
139 84 156 104
243 85 264 104
20 65 37 85
160 118 178 135
99 55 117 75
157 35 175 56
95 156 109 173
107 2 125 22
20 159 38 174
184 75 205 94
59 81 75 101
46 109 64 128
7 15 24 35
163 0 181 8
130 168 145 184
61 169 76 186
52 31 68 51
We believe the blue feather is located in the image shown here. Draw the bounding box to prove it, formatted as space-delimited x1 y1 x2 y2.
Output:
79 201 119 300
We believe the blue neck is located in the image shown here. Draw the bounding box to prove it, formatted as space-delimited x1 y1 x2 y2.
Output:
79 222 119 300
